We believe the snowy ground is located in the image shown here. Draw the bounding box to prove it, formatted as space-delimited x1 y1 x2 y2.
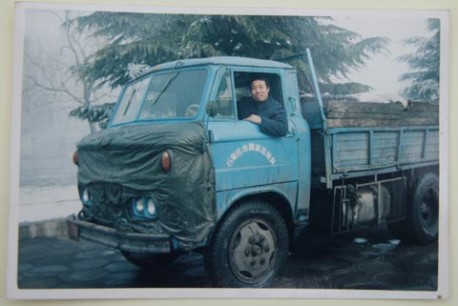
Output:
19 185 81 223
15 154 81 223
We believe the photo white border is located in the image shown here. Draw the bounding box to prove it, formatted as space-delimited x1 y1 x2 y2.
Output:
6 1 450 300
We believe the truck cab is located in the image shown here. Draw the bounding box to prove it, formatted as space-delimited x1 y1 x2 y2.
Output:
203 58 311 225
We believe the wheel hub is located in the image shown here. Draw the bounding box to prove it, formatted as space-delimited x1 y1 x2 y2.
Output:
229 220 275 283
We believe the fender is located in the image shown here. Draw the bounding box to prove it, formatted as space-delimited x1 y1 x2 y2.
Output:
214 181 297 221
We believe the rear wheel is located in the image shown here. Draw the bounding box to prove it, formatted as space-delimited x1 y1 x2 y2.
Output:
409 173 439 243
205 201 289 287
388 172 439 244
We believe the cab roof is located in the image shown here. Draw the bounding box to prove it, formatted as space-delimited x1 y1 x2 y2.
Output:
148 56 293 72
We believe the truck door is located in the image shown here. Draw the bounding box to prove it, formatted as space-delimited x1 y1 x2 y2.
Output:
206 68 300 213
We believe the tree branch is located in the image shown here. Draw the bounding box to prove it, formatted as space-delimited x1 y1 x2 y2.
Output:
28 76 85 105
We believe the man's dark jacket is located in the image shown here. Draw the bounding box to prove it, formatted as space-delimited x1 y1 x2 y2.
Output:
237 97 288 137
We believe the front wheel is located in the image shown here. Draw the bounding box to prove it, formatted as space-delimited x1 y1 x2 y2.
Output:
205 201 289 288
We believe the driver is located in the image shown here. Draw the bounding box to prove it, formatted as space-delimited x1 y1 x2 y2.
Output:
237 76 288 137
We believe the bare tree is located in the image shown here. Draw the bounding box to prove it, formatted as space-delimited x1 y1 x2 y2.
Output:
24 10 115 134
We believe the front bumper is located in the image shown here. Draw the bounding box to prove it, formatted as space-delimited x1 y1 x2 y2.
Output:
67 215 171 253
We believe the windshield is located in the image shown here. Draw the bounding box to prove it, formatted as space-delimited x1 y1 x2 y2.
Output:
111 69 208 125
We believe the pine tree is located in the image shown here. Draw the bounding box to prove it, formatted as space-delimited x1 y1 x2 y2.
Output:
72 12 389 97
398 19 440 102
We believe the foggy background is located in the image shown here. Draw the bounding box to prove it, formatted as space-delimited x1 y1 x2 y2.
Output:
19 9 120 222
16 8 437 223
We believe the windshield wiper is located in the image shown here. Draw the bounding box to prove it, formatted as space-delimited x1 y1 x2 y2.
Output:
148 72 181 107
122 89 137 116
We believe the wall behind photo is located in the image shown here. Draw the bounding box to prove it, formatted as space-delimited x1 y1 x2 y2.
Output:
0 0 456 306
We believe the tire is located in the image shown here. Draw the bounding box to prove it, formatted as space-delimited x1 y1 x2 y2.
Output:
409 173 439 244
121 251 178 270
388 172 439 244
205 201 289 288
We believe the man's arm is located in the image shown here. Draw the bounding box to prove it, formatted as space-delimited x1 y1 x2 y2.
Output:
259 101 288 137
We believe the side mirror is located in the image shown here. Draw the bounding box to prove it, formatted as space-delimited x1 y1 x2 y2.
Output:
288 97 298 114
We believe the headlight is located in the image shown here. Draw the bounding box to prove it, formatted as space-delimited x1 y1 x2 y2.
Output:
132 197 157 219
135 198 144 213
146 199 156 216
80 188 91 205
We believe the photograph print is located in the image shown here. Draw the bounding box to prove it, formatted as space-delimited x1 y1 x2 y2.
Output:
8 2 448 300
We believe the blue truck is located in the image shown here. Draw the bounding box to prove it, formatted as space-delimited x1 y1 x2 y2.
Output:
67 50 439 287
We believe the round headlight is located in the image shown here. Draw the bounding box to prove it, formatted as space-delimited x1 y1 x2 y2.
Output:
81 188 90 204
146 199 156 216
135 198 144 213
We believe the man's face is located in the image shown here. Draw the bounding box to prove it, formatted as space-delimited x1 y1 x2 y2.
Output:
250 79 270 102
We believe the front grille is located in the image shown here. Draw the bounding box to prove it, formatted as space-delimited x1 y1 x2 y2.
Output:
78 182 165 235
79 182 130 226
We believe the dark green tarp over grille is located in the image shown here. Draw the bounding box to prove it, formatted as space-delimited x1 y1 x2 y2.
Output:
76 121 215 249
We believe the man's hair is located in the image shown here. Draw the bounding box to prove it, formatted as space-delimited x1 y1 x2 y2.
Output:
250 75 270 89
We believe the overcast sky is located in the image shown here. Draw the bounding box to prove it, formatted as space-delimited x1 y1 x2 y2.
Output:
332 15 434 100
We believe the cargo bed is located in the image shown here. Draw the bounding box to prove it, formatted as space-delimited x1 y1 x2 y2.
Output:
303 99 440 188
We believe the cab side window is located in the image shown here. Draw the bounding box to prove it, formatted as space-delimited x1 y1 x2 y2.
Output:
208 70 285 122
234 72 284 105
